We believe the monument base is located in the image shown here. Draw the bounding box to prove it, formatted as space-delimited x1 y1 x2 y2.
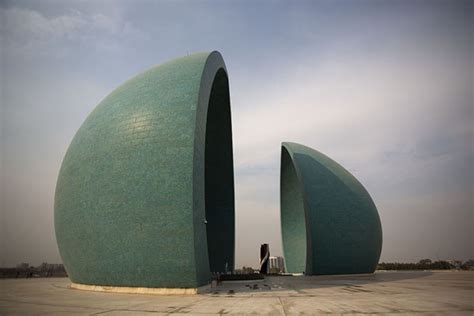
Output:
70 282 210 295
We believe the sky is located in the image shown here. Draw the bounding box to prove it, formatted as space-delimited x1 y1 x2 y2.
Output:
0 0 472 268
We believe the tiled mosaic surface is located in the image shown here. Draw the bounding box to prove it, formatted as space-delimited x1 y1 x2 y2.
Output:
280 146 308 273
280 142 382 275
55 52 234 288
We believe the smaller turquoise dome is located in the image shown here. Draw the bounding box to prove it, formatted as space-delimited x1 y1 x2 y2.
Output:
280 142 382 275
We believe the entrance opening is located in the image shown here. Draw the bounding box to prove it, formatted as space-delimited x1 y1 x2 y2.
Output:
280 146 307 273
204 68 235 273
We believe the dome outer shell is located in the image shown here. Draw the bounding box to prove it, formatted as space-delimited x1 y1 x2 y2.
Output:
54 51 235 288
280 142 382 275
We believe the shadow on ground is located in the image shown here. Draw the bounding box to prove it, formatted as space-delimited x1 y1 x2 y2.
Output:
209 271 434 296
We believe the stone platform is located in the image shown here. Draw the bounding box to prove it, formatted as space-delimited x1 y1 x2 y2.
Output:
1 271 473 315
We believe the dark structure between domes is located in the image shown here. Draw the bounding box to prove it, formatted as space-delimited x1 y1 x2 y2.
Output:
280 142 382 275
55 51 235 290
259 243 270 274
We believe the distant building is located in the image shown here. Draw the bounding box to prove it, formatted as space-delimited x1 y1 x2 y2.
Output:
269 256 285 273
16 263 30 269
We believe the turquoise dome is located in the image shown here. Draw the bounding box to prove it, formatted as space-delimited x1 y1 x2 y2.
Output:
55 52 235 288
281 142 382 275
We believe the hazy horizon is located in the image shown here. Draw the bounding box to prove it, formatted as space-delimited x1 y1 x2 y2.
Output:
1 0 473 268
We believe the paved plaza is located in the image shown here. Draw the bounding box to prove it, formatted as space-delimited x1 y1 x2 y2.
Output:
1 271 473 315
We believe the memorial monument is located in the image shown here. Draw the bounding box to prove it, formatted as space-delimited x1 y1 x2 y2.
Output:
280 142 382 275
55 51 235 291
55 52 383 293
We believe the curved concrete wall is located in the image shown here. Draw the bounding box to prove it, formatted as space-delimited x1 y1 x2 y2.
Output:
280 142 382 275
55 51 235 288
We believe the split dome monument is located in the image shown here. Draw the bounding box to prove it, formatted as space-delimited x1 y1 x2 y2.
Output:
55 51 382 292
280 142 382 275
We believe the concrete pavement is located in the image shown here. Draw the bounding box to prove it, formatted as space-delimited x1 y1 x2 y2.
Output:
1 271 473 315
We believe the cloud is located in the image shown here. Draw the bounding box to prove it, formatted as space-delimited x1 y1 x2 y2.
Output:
1 1 472 267
1 7 148 57
232 39 471 172
230 31 473 265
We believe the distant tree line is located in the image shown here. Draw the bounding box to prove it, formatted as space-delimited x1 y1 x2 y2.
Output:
0 263 67 279
3 259 472 279
377 259 474 270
